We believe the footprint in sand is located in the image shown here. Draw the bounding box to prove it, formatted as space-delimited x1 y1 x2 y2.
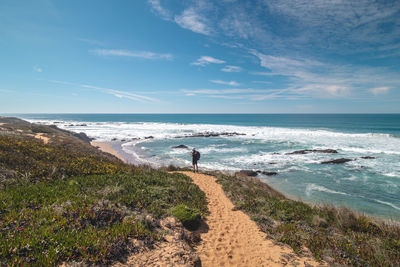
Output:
178 171 323 267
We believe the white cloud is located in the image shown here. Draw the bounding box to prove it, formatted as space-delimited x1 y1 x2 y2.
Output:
174 8 212 35
182 88 286 101
77 38 104 46
181 88 289 101
81 84 158 102
370 86 391 95
210 80 240 86
90 49 173 60
265 0 400 47
191 56 225 66
148 0 171 20
33 65 42 73
221 65 242 72
48 80 159 103
250 50 400 98
296 84 350 97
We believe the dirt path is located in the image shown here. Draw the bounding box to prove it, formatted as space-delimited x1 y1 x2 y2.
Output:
34 133 49 144
179 171 321 267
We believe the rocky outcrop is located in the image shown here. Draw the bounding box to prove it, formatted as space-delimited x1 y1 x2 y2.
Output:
360 156 375 159
321 158 353 164
286 149 338 155
175 132 245 139
72 132 93 144
257 171 278 176
238 170 258 177
238 170 278 177
172 145 189 149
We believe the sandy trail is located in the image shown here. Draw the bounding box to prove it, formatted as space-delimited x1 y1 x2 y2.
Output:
34 133 50 144
179 171 320 267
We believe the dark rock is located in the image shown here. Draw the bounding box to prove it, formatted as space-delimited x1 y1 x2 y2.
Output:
287 149 338 155
321 158 353 164
238 170 258 177
121 139 126 142
72 132 94 144
361 156 375 159
145 136 154 139
272 152 280 155
261 171 278 176
111 138 118 141
268 162 277 165
172 145 189 149
174 132 245 139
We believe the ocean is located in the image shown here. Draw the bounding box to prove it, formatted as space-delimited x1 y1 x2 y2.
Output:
14 113 400 220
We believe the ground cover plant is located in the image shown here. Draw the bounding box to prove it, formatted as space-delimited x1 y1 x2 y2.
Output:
207 171 400 266
0 133 207 266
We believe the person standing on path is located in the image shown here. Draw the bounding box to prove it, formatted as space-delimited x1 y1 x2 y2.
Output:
191 148 200 172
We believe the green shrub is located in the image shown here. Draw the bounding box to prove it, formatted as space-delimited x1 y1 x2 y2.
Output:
209 171 400 266
0 134 208 265
171 204 201 230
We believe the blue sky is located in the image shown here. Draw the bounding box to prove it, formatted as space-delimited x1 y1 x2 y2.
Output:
0 0 399 113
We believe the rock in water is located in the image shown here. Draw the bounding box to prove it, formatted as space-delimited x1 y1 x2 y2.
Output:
261 171 278 176
172 144 189 149
286 149 338 155
238 170 258 177
321 158 353 164
360 156 375 159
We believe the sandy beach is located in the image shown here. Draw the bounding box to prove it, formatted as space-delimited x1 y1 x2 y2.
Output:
91 141 127 163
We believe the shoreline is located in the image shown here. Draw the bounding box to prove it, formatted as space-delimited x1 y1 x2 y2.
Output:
91 141 127 163
90 141 400 223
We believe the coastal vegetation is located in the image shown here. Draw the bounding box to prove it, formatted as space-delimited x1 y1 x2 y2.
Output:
0 118 207 266
1 117 400 266
208 171 400 266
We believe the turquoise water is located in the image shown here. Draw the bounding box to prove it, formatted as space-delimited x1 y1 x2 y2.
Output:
13 113 400 220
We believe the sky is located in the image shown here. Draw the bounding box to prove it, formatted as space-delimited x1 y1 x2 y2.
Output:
0 0 399 113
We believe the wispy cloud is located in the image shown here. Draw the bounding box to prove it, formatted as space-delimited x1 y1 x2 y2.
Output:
148 1 400 57
81 84 158 102
174 8 212 35
191 56 225 66
77 38 104 46
210 80 240 86
90 49 173 60
221 65 242 72
48 80 159 103
181 87 293 101
183 88 282 95
147 0 171 20
33 65 42 73
250 50 400 98
370 86 391 95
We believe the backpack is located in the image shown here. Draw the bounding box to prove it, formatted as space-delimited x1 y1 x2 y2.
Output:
194 151 200 160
